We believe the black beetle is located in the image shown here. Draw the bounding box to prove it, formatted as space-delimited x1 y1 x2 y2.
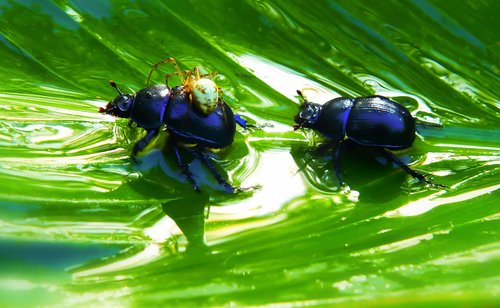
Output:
163 85 240 193
166 85 237 149
99 58 249 193
293 90 443 187
99 82 170 157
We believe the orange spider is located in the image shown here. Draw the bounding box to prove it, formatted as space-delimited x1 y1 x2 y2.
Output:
146 57 226 117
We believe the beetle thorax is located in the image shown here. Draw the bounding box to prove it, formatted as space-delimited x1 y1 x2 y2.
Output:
187 77 219 115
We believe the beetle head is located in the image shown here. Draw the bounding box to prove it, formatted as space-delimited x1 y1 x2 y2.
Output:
99 81 134 118
293 90 322 130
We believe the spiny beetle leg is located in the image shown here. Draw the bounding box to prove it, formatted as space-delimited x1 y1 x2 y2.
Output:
381 149 446 189
315 141 337 156
332 141 345 187
132 129 159 157
174 145 200 192
194 146 234 193
234 114 248 129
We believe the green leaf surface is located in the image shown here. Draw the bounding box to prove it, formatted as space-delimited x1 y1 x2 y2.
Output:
0 0 498 306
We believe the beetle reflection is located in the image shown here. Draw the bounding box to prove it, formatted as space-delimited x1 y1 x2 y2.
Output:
290 140 418 201
129 134 247 250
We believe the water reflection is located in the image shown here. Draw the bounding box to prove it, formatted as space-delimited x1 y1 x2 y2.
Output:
1 0 499 305
71 131 315 277
383 183 500 218
290 140 416 202
72 134 250 276
229 53 341 103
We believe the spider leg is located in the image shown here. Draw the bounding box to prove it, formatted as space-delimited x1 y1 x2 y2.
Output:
182 92 193 127
215 86 228 125
146 57 185 86
220 97 228 125
199 71 218 79
193 66 201 79
165 71 189 88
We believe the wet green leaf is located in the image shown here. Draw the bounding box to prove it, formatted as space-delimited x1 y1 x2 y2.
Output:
0 0 498 306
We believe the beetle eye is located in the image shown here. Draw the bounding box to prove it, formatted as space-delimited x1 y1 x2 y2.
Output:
299 108 314 119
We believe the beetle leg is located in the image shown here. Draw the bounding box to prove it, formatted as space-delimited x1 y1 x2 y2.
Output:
132 129 159 157
194 147 234 193
173 145 200 192
381 149 446 188
295 141 336 178
313 141 335 155
234 114 249 128
332 141 345 186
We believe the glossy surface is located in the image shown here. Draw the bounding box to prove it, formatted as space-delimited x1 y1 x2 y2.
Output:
312 98 353 141
132 85 170 129
0 1 498 307
166 86 236 148
348 96 415 148
299 96 416 148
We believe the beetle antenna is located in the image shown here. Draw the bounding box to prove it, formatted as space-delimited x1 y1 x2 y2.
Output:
109 80 124 96
296 90 306 101
296 90 310 107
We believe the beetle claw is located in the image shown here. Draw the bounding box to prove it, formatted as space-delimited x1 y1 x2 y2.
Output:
233 185 261 193
131 155 140 165
223 184 235 194
422 176 448 189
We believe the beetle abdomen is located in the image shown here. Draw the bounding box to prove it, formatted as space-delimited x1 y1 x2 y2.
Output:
165 87 236 148
347 96 415 149
132 85 170 129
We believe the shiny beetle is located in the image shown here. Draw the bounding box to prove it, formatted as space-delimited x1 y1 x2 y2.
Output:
99 58 248 193
99 82 170 156
163 84 239 193
293 90 443 187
